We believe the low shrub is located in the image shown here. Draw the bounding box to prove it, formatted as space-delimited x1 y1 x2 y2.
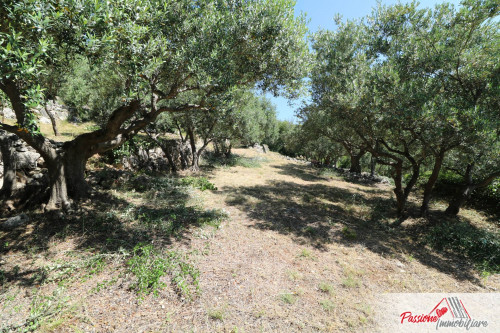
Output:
179 176 217 191
426 221 500 274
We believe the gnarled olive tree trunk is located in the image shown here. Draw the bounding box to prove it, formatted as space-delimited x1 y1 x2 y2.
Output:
1 79 147 209
445 164 499 216
349 151 365 173
0 130 17 198
420 151 445 216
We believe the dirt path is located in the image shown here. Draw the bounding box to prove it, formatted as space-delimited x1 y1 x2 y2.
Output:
176 149 499 332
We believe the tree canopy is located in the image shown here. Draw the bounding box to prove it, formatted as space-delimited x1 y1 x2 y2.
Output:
0 0 310 208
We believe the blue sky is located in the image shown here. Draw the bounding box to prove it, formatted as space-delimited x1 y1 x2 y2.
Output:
267 0 462 122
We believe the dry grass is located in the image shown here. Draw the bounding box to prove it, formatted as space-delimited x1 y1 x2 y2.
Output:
1 147 499 332
2 117 96 142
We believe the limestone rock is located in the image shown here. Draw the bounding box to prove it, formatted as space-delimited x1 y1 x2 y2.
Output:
1 107 15 119
14 150 41 169
1 213 29 230
39 116 51 124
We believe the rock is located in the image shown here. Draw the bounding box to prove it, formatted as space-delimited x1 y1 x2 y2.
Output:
14 150 41 169
39 116 51 124
262 144 269 153
395 260 405 268
1 213 29 230
54 110 69 121
253 143 264 153
37 157 46 168
1 107 16 119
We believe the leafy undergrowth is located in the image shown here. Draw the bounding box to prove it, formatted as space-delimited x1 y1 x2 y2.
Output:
127 243 200 299
426 221 500 275
178 176 218 191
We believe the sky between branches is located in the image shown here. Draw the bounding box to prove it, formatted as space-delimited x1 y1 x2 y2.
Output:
268 0 462 122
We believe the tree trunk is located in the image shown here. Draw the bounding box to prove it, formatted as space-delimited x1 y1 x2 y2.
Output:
0 131 16 198
445 185 473 216
45 102 59 136
392 162 406 218
225 142 232 157
420 152 444 216
164 146 177 173
191 153 200 171
370 153 376 177
444 166 499 216
63 146 90 199
45 158 70 210
349 153 363 173
186 126 199 172
44 144 90 210
180 148 188 170
392 159 420 223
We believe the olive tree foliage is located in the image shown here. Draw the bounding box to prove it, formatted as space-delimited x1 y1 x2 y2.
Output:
222 91 279 147
0 0 310 209
304 1 499 218
270 120 302 157
308 17 426 216
369 0 499 216
298 104 366 172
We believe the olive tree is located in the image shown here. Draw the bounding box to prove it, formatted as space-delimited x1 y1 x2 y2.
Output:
0 0 309 209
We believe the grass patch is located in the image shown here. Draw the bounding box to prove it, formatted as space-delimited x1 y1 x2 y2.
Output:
205 153 267 169
302 193 315 203
127 244 199 299
287 270 302 281
298 248 313 259
279 292 297 305
426 221 500 274
2 288 72 333
319 299 335 312
207 308 225 321
342 275 361 288
341 226 357 240
318 168 341 179
318 282 335 295
133 205 227 236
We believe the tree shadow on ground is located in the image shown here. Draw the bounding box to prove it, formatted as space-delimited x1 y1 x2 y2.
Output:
273 164 327 182
273 163 387 189
222 178 485 285
0 171 225 288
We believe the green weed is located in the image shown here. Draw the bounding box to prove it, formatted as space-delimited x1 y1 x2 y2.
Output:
342 275 361 288
319 299 335 312
279 292 297 305
318 282 334 295
179 176 217 191
127 244 199 299
207 308 225 321
341 226 357 240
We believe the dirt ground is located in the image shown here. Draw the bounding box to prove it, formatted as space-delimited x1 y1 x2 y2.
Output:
1 148 499 332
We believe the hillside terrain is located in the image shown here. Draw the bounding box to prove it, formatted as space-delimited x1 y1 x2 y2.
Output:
1 147 498 332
